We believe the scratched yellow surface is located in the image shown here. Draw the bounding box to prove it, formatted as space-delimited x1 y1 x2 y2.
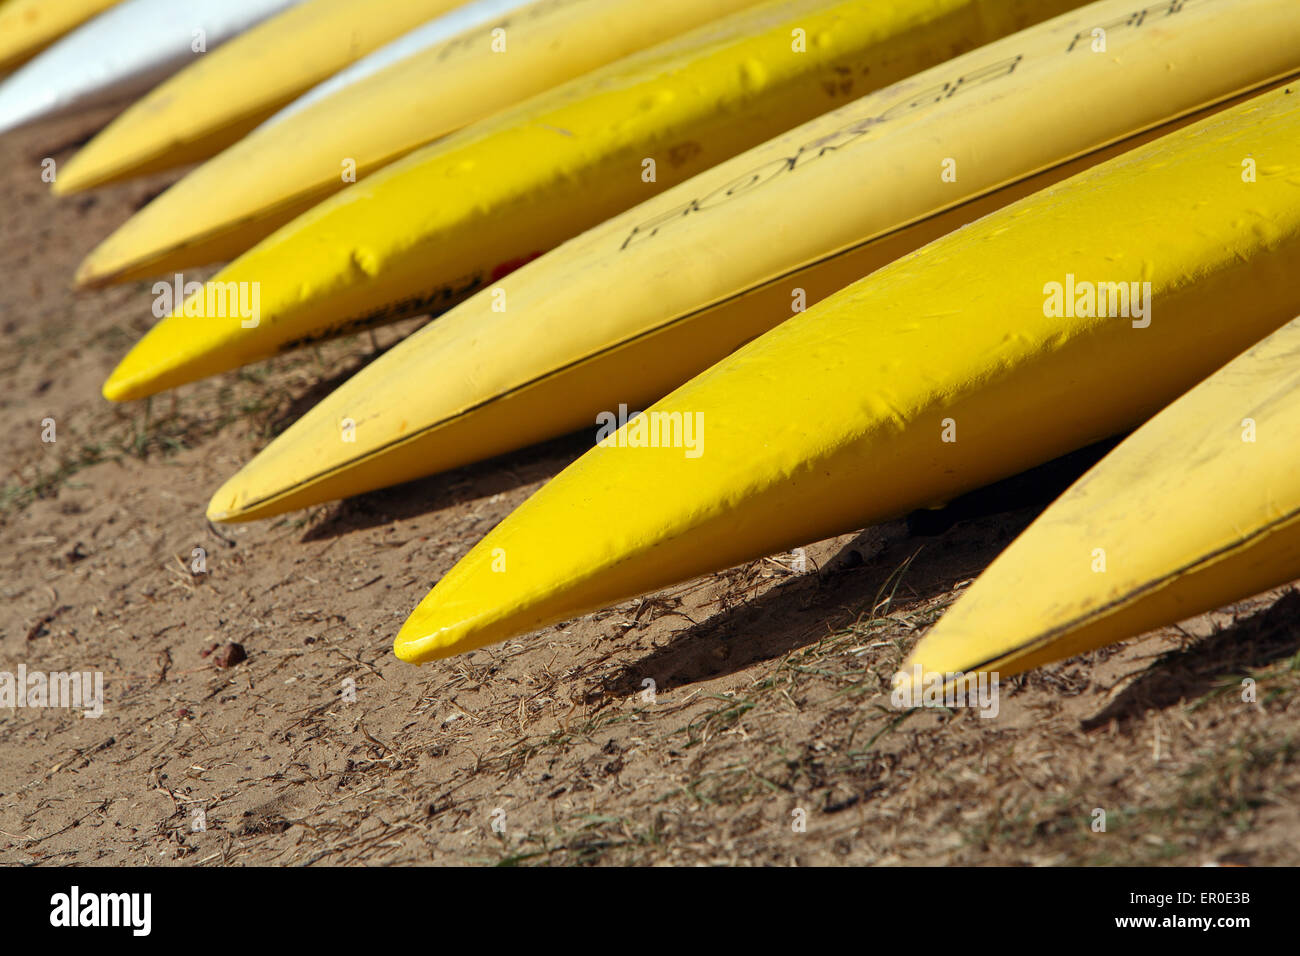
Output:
392 86 1300 665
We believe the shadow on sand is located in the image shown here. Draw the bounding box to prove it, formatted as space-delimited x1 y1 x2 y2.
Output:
1082 590 1300 730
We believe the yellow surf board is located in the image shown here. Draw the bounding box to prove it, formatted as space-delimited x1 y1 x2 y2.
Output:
389 85 1300 664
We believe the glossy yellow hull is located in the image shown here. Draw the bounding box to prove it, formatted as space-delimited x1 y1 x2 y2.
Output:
390 86 1300 664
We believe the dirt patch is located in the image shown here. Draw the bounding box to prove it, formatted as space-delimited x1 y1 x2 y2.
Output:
1 109 1297 866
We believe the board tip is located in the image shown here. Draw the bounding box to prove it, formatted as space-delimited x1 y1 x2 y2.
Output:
206 477 251 524
394 605 481 666
101 356 155 403
100 372 133 403
49 165 88 196
73 253 111 290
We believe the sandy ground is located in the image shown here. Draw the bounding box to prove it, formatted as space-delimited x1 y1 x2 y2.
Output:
1 105 1298 867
